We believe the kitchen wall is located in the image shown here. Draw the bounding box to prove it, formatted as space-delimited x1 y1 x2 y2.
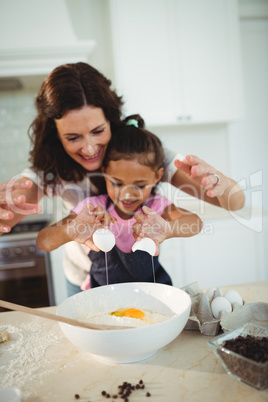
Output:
0 0 267 301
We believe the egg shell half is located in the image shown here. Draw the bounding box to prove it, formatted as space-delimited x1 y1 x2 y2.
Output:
211 296 232 319
132 237 156 256
93 228 115 252
223 290 243 306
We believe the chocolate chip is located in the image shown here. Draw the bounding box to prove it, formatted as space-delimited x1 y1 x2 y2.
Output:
223 335 268 363
146 392 151 397
74 395 80 400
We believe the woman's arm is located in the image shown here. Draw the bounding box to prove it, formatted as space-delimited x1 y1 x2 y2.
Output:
172 155 245 211
0 178 42 234
133 204 203 255
36 203 117 252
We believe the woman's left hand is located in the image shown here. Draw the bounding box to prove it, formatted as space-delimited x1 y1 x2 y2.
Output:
132 206 170 255
174 154 225 198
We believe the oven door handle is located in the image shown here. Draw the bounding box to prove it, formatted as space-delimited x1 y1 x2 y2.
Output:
0 261 36 269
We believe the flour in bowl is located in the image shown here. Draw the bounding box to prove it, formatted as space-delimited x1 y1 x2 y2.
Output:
78 307 174 328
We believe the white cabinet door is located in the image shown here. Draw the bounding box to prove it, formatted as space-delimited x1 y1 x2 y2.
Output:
181 216 265 289
109 0 243 125
159 237 184 288
171 0 243 123
109 0 180 124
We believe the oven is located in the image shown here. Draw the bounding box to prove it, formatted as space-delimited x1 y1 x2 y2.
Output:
0 218 55 312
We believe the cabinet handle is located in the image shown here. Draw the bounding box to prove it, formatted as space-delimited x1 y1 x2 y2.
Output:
0 261 36 270
177 115 192 121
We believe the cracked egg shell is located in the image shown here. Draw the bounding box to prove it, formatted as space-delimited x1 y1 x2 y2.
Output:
93 228 115 252
132 238 156 256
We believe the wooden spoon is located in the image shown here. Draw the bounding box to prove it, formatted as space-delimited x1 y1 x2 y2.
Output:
0 300 133 331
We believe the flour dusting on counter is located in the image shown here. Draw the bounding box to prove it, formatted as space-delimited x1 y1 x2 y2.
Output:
0 321 64 399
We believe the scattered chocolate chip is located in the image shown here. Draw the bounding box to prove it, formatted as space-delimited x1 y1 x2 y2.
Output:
74 395 80 400
101 380 150 400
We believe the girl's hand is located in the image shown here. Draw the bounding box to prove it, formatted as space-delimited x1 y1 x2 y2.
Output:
0 178 42 233
67 203 117 251
133 206 171 255
175 154 225 198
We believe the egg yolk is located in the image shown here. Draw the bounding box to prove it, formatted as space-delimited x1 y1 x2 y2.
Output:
110 308 145 321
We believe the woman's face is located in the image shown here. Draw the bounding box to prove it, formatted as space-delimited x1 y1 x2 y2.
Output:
55 105 111 171
103 158 163 219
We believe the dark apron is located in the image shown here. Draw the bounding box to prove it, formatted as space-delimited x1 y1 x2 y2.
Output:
89 245 172 288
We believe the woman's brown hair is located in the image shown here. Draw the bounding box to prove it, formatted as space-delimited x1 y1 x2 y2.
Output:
28 62 123 189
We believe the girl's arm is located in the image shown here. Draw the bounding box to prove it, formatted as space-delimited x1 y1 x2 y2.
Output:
172 155 245 211
36 203 117 252
133 204 203 255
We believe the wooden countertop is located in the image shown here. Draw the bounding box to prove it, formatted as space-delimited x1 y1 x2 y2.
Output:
0 281 267 401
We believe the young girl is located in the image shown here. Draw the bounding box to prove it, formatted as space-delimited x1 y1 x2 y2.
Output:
37 117 202 288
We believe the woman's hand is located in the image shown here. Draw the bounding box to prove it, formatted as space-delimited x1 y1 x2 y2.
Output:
174 155 245 210
0 178 42 234
174 155 224 197
66 203 117 251
133 206 170 255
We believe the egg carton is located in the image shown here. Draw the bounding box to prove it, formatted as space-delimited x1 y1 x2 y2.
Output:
220 302 268 332
181 282 244 336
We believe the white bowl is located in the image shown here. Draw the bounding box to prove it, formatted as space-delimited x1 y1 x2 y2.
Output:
57 282 191 363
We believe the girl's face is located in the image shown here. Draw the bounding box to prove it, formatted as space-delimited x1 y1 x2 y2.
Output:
55 105 111 172
103 158 163 219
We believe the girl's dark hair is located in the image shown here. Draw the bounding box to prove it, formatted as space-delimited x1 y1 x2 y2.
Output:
103 114 164 172
28 62 123 190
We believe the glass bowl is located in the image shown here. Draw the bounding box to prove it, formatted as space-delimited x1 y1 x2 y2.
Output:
208 323 268 390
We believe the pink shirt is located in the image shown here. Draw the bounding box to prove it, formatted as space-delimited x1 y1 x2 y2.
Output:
72 194 172 253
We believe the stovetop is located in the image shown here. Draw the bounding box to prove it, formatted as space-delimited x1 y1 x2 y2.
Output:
0 216 52 259
5 220 49 235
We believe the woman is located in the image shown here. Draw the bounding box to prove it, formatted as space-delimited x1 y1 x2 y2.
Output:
0 62 245 296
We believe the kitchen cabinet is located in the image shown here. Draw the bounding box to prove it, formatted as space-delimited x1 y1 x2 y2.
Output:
50 247 67 305
109 0 244 126
159 211 267 289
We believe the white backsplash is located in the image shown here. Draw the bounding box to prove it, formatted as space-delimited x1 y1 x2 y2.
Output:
0 90 37 183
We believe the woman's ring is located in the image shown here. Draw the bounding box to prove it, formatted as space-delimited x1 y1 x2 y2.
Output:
213 173 220 186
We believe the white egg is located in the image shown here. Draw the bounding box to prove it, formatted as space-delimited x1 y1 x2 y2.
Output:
205 287 216 302
93 228 115 252
132 238 156 256
211 296 232 319
223 290 243 306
